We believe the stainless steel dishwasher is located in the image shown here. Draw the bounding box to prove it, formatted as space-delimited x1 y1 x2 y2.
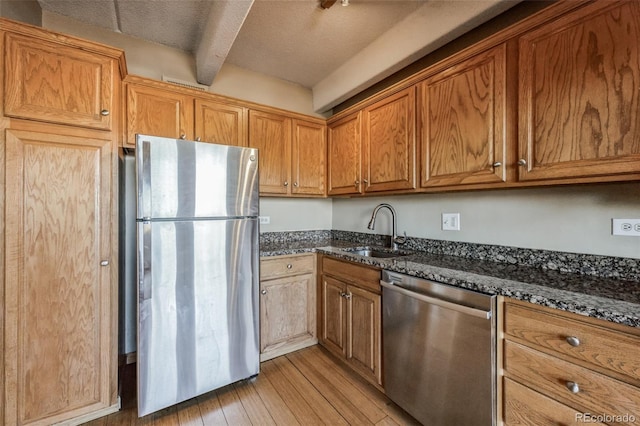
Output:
381 270 496 426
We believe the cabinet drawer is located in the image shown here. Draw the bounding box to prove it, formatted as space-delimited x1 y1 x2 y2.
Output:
504 301 640 385
505 341 640 423
260 254 315 280
322 256 381 294
503 377 606 426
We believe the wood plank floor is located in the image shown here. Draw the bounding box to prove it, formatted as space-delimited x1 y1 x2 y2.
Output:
85 345 420 425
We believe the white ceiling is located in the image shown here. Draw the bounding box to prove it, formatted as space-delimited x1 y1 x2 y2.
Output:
36 0 520 112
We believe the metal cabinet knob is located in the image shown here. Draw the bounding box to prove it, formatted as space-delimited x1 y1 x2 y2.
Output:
196 137 201 141
180 134 186 140
284 181 289 187
517 159 527 166
354 180 360 186
293 182 298 187
286 264 293 269
493 162 502 167
566 336 580 347
100 260 109 266
340 292 346 298
261 289 267 295
344 293 352 300
100 109 110 116
566 381 580 394
363 179 368 184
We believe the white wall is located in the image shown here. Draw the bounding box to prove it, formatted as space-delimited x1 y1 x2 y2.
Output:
332 183 640 259
259 198 332 232
42 11 327 118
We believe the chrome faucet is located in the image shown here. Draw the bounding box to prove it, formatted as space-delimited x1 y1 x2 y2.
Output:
367 203 407 251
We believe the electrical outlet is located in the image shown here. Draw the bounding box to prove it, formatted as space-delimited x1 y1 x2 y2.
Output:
612 219 640 236
442 213 460 231
259 216 270 225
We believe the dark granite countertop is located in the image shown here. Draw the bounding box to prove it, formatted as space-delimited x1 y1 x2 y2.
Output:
260 238 640 328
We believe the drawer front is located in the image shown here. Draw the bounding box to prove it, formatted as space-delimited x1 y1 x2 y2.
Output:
503 377 606 426
505 302 640 385
322 256 381 294
505 341 640 424
261 254 315 280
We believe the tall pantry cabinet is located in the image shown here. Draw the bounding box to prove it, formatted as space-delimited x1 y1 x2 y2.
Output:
1 19 126 425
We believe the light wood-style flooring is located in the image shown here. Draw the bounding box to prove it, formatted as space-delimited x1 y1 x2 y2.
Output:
84 345 420 425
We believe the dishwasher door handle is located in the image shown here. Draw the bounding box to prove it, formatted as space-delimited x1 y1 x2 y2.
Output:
380 280 492 320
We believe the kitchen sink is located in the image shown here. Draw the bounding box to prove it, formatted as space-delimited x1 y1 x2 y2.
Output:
342 247 409 258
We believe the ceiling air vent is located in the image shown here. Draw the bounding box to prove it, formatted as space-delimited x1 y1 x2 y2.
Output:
161 76 208 92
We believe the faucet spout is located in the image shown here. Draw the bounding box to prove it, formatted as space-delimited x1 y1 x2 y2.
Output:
367 203 406 251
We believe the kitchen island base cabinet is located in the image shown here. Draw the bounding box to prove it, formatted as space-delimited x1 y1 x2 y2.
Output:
319 256 382 387
260 254 317 361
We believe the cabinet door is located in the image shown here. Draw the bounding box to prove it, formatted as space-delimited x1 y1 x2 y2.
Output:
320 275 347 357
292 119 326 196
327 111 362 195
248 110 291 195
5 33 115 130
346 285 382 385
363 87 416 192
518 1 640 181
124 83 194 146
194 99 247 146
4 128 115 425
260 273 316 355
420 44 508 187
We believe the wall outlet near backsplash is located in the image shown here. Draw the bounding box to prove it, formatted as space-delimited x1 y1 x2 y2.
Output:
442 213 461 231
612 219 640 236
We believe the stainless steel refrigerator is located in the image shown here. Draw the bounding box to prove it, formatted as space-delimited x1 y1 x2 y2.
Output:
129 134 260 417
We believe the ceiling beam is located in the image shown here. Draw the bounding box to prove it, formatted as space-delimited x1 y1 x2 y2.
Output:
195 0 254 86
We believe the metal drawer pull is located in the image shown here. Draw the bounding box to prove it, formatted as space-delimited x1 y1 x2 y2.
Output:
286 264 293 269
492 162 502 167
100 260 109 266
566 336 580 347
517 159 527 166
566 381 580 394
261 289 267 295
100 109 110 116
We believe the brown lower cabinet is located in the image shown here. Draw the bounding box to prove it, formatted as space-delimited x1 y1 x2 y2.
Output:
260 254 317 361
502 299 640 425
319 256 382 387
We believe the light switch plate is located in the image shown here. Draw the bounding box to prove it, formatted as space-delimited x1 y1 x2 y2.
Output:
442 213 460 231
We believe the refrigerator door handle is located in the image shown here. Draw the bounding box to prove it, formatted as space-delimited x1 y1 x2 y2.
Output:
139 222 152 301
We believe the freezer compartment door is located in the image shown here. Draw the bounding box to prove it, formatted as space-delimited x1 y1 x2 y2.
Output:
137 218 259 417
136 135 259 219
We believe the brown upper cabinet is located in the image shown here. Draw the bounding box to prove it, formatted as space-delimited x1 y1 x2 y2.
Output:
363 87 416 192
125 81 194 145
517 0 640 182
249 110 326 197
249 109 292 195
291 119 327 196
327 111 362 195
419 43 509 188
124 76 248 148
195 99 247 147
328 88 416 196
4 32 118 131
